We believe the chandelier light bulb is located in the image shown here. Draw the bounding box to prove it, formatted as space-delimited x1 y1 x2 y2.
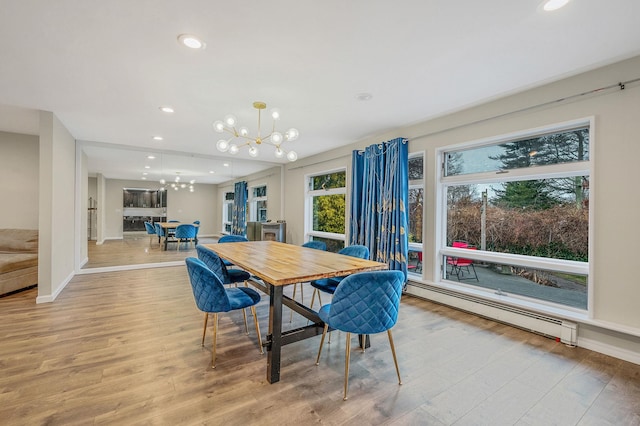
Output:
190 180 196 184
160 179 166 185
174 186 179 191
224 114 237 127
190 187 194 192
271 131 283 144
216 139 229 152
287 150 298 162
238 126 249 137
274 148 285 158
285 128 299 141
213 121 225 133
270 109 281 120
248 146 259 157
229 144 239 155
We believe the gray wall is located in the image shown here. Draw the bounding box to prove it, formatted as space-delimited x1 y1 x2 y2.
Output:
0 131 39 228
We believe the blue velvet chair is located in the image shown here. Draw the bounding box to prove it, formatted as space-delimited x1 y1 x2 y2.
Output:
154 222 165 244
185 257 263 369
310 245 370 309
175 224 197 250
196 245 253 331
218 234 249 267
144 221 156 246
289 240 327 322
315 270 404 400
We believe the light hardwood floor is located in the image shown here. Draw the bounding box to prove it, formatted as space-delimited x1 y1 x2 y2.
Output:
2 249 640 424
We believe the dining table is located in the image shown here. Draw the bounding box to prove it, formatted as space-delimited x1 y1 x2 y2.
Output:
158 222 198 250
202 240 388 383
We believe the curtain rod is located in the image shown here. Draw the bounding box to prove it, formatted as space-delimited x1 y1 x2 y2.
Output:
408 76 640 142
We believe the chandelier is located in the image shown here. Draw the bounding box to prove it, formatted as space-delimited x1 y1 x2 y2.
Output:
159 172 195 192
214 101 299 162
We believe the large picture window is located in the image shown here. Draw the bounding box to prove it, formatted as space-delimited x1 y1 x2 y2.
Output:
439 121 591 310
306 169 346 252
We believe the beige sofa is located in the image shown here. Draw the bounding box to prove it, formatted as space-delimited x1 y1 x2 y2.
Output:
0 229 38 296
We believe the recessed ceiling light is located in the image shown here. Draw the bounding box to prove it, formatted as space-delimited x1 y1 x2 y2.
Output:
145 166 150 169
178 34 206 50
143 172 148 175
152 136 163 141
159 106 174 113
355 92 373 101
542 0 570 11
223 163 229 167
209 170 215 174
142 177 147 180
147 155 155 159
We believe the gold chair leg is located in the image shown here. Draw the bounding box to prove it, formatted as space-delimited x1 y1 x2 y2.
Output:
343 332 351 401
251 306 264 354
211 313 219 369
315 323 329 365
201 313 208 346
242 308 249 334
388 329 402 385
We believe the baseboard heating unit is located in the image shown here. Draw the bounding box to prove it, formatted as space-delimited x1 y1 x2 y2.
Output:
409 284 577 346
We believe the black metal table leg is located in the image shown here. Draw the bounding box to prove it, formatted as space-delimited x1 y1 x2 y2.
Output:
266 285 283 383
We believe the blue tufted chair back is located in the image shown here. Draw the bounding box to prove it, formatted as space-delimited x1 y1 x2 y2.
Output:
144 222 156 235
175 224 197 240
154 222 165 237
339 244 369 260
185 257 232 313
196 245 231 284
323 270 403 335
302 241 327 251
218 234 248 243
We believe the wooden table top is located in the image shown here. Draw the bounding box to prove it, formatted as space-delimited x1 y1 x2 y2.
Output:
203 240 388 286
158 222 198 228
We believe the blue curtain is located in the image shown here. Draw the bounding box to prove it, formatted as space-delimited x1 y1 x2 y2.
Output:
350 138 409 282
232 181 247 236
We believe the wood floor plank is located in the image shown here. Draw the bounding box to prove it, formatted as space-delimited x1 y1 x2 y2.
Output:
2 246 640 425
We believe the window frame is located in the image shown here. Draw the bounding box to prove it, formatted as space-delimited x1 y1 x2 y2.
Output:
222 191 234 234
249 184 268 222
436 117 594 312
305 168 347 248
408 152 425 276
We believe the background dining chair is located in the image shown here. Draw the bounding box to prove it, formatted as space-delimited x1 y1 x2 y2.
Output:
218 234 249 267
289 240 328 322
196 245 254 332
185 257 263 368
315 270 404 400
309 244 370 309
447 241 479 281
144 221 156 246
193 220 200 240
154 222 165 245
175 224 197 250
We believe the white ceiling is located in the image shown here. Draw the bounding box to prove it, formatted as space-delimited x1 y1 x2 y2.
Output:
1 0 639 184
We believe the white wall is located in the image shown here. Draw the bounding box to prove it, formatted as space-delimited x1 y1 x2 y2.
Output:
0 131 39 228
279 55 640 362
37 111 76 303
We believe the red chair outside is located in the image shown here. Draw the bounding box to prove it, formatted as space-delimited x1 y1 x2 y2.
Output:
447 241 479 281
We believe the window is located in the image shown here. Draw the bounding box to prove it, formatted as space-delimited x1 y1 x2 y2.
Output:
222 191 234 234
306 170 346 252
439 121 591 310
250 185 268 222
408 154 424 275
